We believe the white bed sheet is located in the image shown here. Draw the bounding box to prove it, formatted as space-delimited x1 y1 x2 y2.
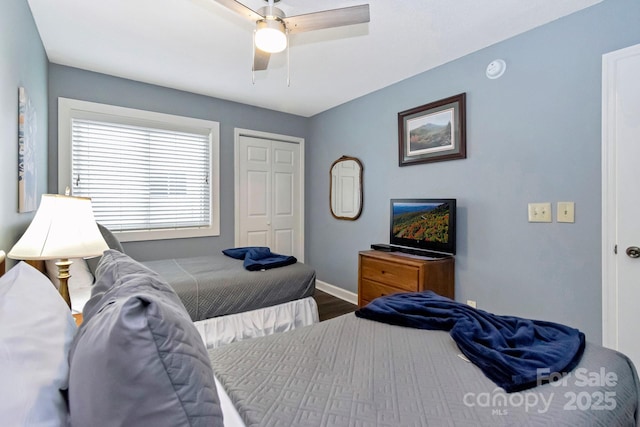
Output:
215 374 246 427
195 296 318 349
72 285 319 349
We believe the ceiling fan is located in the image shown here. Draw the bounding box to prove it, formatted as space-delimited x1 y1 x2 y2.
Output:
213 0 370 71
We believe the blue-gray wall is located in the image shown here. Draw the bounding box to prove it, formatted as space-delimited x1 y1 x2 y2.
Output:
306 0 640 343
47 65 308 261
0 0 48 260
4 0 639 344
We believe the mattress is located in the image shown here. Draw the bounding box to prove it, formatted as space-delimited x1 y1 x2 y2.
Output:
209 314 640 427
142 255 316 322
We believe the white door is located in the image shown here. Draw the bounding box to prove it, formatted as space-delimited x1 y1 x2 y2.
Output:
235 131 304 260
602 43 640 368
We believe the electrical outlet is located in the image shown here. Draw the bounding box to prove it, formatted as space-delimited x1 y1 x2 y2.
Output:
528 202 552 222
557 201 575 223
467 300 477 308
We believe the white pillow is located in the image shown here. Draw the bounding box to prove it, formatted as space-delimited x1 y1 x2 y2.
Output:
45 258 94 314
45 258 94 290
0 262 77 427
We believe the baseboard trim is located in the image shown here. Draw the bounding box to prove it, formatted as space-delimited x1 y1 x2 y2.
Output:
315 280 358 305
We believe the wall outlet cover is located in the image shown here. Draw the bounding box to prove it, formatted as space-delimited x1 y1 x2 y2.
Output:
528 202 552 222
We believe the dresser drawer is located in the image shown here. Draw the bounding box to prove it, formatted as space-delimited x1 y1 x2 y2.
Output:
360 257 419 291
360 278 407 302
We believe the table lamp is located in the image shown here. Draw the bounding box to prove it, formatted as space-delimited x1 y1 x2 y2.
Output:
8 194 109 308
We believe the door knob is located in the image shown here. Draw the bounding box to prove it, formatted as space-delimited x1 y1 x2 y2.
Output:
626 246 640 258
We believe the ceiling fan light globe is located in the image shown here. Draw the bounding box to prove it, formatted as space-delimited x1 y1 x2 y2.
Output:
255 19 287 53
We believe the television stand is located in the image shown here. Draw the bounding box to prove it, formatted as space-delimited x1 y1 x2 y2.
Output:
358 250 455 307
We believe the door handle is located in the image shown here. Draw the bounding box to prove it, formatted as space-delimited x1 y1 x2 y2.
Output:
626 246 640 258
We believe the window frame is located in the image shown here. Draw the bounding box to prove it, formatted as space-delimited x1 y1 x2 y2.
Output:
58 97 220 242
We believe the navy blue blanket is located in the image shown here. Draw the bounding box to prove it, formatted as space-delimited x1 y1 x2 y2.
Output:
222 247 297 271
355 291 585 392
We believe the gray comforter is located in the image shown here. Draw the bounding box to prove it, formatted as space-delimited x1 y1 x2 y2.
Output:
209 314 640 427
142 255 315 322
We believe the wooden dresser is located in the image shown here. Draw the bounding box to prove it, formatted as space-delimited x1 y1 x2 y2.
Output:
358 250 454 307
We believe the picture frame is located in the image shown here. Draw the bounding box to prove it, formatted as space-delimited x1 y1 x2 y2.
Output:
398 93 466 166
18 86 37 212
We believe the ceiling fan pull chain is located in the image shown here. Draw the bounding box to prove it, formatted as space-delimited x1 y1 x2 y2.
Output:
252 29 256 85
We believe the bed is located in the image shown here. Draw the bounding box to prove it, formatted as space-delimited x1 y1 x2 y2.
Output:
140 254 317 348
209 313 640 426
1 250 639 427
143 254 318 348
62 225 318 349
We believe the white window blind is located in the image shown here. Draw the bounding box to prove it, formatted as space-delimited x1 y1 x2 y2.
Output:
59 98 220 242
71 119 211 233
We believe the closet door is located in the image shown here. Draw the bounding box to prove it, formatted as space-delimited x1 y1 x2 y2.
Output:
236 133 303 259
238 136 271 248
270 140 300 256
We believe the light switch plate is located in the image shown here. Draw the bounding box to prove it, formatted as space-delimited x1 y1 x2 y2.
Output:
557 201 575 223
528 202 552 222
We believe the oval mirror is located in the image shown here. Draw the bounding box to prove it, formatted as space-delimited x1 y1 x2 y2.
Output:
330 156 363 220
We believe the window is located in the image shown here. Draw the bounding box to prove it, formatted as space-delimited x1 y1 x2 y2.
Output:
58 98 219 242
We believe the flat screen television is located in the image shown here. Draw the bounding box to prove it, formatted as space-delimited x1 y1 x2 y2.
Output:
390 198 456 255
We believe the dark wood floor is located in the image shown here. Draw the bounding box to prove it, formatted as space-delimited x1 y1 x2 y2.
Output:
313 289 358 321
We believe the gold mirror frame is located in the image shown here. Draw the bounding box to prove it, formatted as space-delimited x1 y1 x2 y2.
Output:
330 155 363 220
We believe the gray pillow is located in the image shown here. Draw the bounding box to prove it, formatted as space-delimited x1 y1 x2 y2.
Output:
82 249 167 323
68 250 224 427
85 223 125 277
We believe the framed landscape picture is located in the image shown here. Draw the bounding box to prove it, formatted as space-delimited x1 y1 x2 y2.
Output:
398 93 466 166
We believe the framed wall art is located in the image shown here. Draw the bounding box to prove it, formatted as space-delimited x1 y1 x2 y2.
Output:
398 93 466 166
18 86 38 213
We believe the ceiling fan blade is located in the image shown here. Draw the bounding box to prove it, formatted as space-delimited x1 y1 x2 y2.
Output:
283 4 370 34
211 0 263 21
253 47 271 71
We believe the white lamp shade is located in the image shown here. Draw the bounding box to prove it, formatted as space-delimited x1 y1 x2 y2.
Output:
8 194 109 260
255 19 287 53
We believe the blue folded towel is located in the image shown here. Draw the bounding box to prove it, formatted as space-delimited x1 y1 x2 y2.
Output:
355 291 585 393
222 246 297 271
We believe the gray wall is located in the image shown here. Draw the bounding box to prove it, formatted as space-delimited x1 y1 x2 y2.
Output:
306 0 640 343
0 0 48 261
48 65 308 261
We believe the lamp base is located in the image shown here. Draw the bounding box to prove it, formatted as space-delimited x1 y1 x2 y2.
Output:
55 259 73 309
